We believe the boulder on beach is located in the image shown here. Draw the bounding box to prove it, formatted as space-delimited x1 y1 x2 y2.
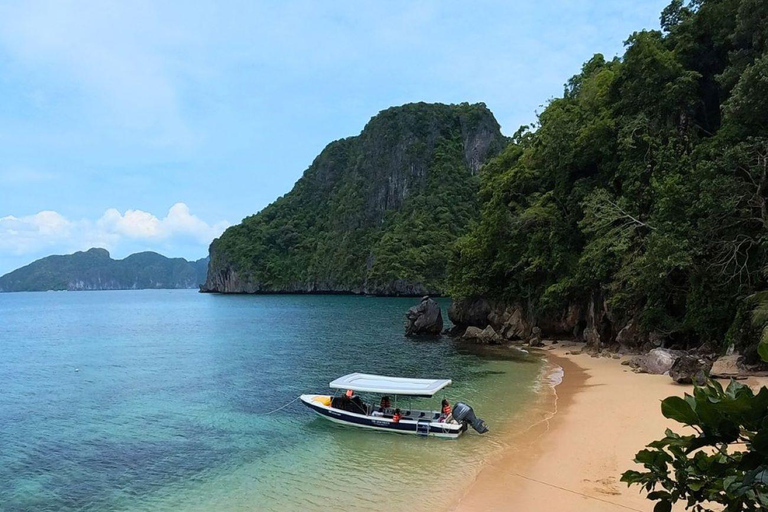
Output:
404 296 443 336
528 326 543 347
628 348 681 374
669 354 711 385
710 354 743 377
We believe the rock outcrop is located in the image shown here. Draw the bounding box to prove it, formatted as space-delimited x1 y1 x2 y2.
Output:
448 298 492 328
528 326 543 347
446 292 667 351
461 325 503 344
203 102 507 295
404 297 444 336
669 354 712 385
447 298 583 343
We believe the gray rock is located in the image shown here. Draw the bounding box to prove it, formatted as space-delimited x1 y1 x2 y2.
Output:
462 325 503 344
501 305 531 340
583 326 601 347
710 354 743 377
669 354 711 385
404 296 443 336
462 326 484 340
528 326 543 347
646 348 679 374
448 298 491 327
628 348 682 375
615 318 640 347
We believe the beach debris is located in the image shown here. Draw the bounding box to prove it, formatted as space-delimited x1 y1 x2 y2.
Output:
669 354 711 385
404 296 443 336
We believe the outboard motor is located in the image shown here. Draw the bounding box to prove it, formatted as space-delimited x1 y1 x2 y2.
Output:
452 402 489 434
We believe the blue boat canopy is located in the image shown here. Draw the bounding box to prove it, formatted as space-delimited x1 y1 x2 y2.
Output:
329 373 452 397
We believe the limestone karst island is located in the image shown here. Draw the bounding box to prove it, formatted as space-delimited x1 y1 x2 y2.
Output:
2 1 767 511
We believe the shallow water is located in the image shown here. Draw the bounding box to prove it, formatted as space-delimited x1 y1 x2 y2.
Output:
0 290 546 511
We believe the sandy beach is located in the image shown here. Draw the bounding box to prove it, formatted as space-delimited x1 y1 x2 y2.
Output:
452 344 768 512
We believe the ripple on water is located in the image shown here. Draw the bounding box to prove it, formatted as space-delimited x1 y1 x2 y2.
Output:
0 291 547 512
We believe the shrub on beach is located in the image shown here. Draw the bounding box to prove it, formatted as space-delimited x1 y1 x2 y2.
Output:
621 380 768 511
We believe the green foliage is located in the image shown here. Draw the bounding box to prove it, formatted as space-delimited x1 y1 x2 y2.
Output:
448 0 768 350
0 248 208 291
621 380 768 511
209 102 506 294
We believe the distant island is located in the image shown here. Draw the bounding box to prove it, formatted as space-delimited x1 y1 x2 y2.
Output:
0 248 209 292
202 102 507 295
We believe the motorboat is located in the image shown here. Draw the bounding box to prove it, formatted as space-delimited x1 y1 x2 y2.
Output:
300 372 488 439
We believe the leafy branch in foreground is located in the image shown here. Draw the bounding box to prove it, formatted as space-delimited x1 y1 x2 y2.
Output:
621 380 768 511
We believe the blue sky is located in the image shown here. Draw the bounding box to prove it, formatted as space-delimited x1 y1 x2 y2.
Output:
0 0 670 275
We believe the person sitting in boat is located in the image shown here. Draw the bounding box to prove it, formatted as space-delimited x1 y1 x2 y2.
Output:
439 399 454 423
379 395 391 411
345 389 367 414
392 408 402 423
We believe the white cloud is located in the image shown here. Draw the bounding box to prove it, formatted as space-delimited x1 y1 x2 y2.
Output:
0 203 229 260
96 202 229 244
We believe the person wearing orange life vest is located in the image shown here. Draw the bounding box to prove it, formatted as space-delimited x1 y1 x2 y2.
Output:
440 399 454 423
392 408 402 423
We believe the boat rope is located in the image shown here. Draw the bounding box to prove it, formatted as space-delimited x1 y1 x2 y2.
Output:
264 396 301 415
510 472 645 512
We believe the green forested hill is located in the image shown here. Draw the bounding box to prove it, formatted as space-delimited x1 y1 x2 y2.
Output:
0 248 209 292
203 102 507 295
448 0 768 352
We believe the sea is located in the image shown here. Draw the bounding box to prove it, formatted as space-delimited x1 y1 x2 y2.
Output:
0 290 556 512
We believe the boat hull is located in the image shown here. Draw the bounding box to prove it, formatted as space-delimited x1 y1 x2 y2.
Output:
300 395 465 439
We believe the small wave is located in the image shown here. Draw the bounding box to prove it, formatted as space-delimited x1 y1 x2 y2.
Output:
545 365 564 387
530 361 564 393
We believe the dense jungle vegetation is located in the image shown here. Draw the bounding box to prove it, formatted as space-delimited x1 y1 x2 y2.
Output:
448 0 768 352
205 102 506 294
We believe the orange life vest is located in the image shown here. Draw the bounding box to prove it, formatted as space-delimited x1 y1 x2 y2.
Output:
442 404 451 415
393 413 401 423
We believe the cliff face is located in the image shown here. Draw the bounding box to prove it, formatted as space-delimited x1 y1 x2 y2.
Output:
203 102 507 295
0 248 209 292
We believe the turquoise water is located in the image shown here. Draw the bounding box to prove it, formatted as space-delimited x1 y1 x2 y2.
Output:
0 290 546 511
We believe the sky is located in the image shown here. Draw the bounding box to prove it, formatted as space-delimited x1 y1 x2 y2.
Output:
0 0 671 275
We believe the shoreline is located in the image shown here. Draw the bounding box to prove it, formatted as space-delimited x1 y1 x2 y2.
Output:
451 343 768 512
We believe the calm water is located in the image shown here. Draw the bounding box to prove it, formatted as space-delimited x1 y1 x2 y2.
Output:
0 290 547 512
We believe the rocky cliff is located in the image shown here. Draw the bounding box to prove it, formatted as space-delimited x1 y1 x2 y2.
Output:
0 248 209 292
203 102 507 295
